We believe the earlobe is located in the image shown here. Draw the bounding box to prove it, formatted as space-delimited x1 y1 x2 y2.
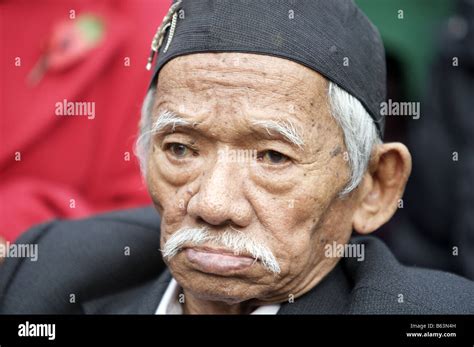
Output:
352 142 412 235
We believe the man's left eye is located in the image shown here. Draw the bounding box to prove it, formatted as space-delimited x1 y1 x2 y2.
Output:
257 150 290 164
165 143 192 158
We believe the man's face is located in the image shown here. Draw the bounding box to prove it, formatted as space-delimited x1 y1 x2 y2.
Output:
146 52 360 305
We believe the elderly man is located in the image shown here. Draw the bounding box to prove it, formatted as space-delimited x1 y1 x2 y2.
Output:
0 0 473 314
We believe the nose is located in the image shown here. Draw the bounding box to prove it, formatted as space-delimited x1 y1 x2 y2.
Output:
187 158 253 228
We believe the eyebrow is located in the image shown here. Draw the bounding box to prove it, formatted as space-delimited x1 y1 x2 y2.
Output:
151 109 192 134
251 119 304 149
151 109 305 149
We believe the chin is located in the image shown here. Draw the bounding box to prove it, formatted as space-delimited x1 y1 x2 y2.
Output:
176 270 263 304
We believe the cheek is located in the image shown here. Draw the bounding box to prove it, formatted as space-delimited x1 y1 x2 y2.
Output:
241 193 315 283
248 166 348 274
250 167 343 241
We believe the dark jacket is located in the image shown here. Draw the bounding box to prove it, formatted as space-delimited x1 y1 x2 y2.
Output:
0 207 473 314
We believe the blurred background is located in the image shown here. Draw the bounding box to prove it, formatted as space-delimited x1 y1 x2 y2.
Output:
1 0 473 279
356 0 474 280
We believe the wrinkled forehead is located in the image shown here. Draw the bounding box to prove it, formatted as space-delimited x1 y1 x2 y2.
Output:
158 53 327 99
154 52 331 122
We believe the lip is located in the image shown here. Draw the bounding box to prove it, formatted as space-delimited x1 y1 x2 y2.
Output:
184 247 256 275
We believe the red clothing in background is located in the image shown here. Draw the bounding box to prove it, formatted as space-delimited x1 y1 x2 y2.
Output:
0 0 170 241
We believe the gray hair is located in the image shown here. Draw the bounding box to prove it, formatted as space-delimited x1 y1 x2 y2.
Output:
135 88 157 175
135 82 381 195
328 82 382 195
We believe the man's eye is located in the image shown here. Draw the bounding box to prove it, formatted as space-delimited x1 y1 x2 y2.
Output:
165 143 192 158
257 150 289 164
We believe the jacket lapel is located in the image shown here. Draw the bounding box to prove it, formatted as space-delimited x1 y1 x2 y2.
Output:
82 269 172 314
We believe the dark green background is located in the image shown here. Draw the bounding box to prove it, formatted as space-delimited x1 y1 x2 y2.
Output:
356 0 454 99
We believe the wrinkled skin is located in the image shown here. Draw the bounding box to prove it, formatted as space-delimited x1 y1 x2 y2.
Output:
145 53 412 314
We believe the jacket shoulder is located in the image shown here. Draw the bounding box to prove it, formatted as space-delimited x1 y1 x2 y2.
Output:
346 237 474 314
0 207 165 313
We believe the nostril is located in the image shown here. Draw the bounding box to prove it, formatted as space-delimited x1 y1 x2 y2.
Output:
195 215 231 229
196 216 207 225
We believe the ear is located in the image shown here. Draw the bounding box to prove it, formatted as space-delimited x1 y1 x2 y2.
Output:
352 142 412 234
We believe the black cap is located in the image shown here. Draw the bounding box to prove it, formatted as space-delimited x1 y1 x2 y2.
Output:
148 0 386 137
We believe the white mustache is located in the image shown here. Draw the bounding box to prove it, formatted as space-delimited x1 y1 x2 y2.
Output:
162 227 281 274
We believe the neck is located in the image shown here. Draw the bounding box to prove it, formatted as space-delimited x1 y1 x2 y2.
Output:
183 290 254 314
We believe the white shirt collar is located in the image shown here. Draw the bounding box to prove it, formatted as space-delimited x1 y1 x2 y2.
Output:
156 278 280 315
